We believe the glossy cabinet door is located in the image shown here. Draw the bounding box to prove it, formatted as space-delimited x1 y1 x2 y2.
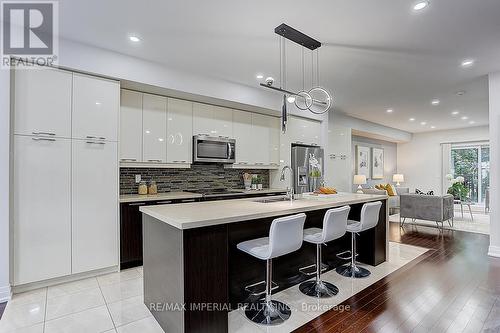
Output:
167 98 193 164
232 110 252 165
120 90 143 162
72 73 120 141
14 66 72 137
193 103 215 136
213 106 233 138
288 116 321 146
13 135 72 285
269 116 281 166
251 113 270 165
142 94 167 163
72 140 118 274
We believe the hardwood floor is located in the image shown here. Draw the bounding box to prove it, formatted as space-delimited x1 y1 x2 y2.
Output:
293 222 500 332
0 302 5 320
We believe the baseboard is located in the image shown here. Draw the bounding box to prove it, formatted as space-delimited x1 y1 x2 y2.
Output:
0 284 12 302
488 245 500 258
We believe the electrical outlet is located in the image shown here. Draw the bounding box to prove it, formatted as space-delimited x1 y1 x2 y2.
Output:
135 175 141 183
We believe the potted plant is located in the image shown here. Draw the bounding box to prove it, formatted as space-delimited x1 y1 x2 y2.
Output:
447 176 469 201
251 175 258 190
256 175 263 190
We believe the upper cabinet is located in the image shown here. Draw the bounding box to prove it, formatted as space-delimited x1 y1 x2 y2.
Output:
14 66 72 138
288 116 322 146
193 103 233 138
120 90 143 162
232 110 252 165
142 94 167 163
167 98 193 164
72 73 120 141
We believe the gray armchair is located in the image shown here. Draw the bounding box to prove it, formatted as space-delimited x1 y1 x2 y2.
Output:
400 194 454 230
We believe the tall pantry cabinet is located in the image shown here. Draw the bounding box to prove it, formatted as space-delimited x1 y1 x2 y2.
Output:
12 65 119 285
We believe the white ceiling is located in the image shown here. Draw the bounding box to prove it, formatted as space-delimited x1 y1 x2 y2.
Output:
59 0 500 133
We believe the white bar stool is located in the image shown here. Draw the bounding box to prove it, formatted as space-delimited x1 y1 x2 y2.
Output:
299 205 350 298
237 213 306 325
336 201 382 278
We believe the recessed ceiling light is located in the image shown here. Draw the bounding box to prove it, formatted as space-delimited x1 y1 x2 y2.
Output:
469 121 475 124
420 121 427 125
409 118 415 121
431 126 436 129
461 59 475 67
431 99 440 106
386 109 393 113
129 35 141 42
461 116 468 120
456 90 466 96
413 1 429 11
451 111 460 115
256 74 264 79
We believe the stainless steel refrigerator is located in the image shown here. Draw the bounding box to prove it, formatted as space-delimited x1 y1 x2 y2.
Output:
291 145 324 194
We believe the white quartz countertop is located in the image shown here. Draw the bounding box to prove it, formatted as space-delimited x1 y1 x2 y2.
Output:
119 188 287 203
139 192 388 230
120 192 202 203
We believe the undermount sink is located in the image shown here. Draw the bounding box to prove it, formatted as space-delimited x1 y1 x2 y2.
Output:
252 196 290 203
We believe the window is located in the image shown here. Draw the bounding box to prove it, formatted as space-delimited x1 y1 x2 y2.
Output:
450 143 490 204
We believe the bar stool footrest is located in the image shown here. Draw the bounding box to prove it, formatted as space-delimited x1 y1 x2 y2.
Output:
244 280 279 296
336 250 358 260
299 263 328 276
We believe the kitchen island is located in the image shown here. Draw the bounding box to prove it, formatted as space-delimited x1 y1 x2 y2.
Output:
140 193 388 333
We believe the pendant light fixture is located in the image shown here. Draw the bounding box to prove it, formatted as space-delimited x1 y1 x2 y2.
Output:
260 24 333 132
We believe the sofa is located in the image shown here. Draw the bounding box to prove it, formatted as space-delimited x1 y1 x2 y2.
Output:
400 193 454 230
362 187 409 214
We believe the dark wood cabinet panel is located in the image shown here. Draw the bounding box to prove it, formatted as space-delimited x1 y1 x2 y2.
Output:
120 202 145 269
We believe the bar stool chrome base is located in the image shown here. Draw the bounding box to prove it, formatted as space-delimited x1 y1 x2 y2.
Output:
299 280 339 298
336 264 371 278
244 300 291 325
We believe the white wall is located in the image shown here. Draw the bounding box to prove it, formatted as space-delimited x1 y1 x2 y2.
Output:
352 136 398 191
0 69 11 301
488 72 500 258
397 126 489 194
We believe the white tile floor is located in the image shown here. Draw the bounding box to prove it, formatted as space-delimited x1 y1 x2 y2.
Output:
0 242 428 333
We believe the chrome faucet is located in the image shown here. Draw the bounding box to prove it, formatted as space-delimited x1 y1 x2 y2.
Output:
280 165 294 202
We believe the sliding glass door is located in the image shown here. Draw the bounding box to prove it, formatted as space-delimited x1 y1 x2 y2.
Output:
451 144 490 204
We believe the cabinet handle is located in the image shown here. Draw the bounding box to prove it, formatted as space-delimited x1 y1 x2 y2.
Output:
238 162 248 165
121 158 137 162
86 141 106 145
181 199 196 203
270 163 279 165
172 160 187 163
156 200 173 204
32 131 55 136
147 159 162 163
255 162 264 165
129 202 147 206
86 136 106 140
32 137 56 142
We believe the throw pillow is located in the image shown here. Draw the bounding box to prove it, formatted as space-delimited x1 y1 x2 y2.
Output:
375 184 384 190
415 188 424 194
385 184 397 196
427 190 434 195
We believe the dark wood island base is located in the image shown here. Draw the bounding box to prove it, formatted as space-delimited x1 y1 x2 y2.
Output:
142 197 387 333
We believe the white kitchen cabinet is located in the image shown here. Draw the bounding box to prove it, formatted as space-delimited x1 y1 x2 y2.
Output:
13 135 72 285
72 73 120 141
72 140 118 274
269 117 281 166
232 110 252 165
193 103 215 136
142 94 167 163
288 116 321 146
251 113 271 165
193 103 233 137
213 106 233 138
325 126 352 191
14 66 72 138
120 90 143 162
167 98 193 164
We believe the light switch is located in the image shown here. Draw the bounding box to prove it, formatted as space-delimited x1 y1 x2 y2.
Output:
135 174 141 183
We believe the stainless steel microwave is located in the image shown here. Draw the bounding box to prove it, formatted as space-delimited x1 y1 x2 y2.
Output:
193 135 235 163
